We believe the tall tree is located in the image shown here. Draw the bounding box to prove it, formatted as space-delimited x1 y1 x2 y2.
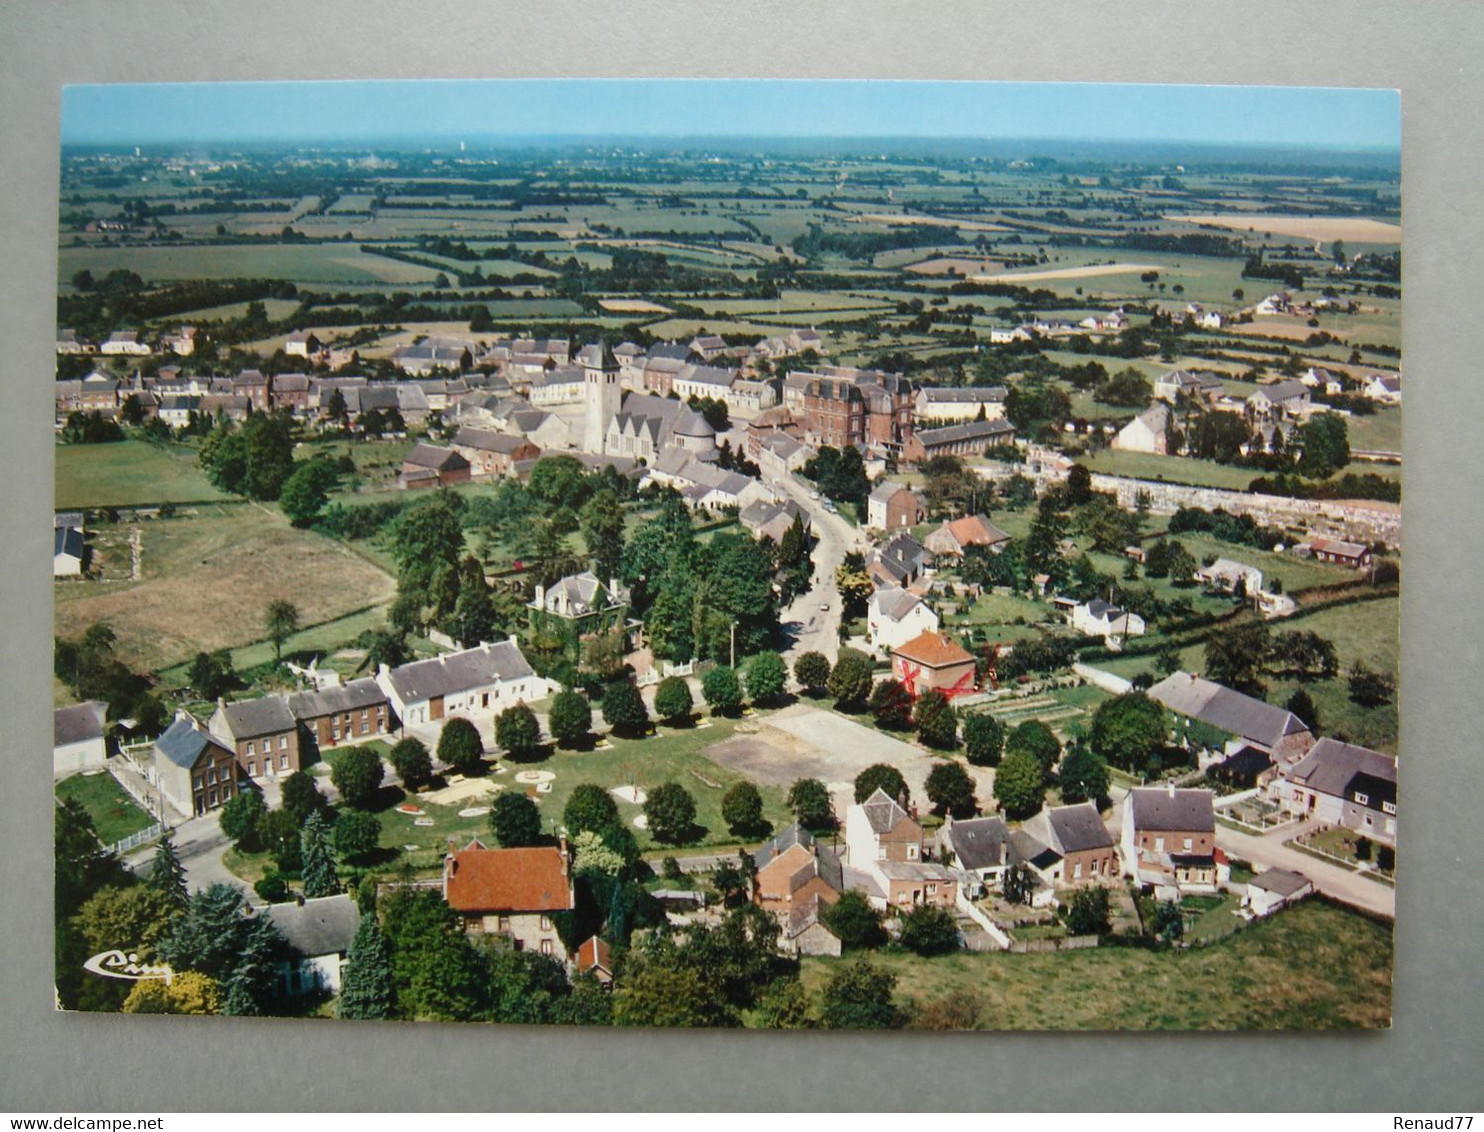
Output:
496 703 541 760
490 793 544 847
1006 719 1062 774
264 600 300 664
578 487 626 583
1058 742 1111 805
300 810 341 898
720 781 765 837
222 916 284 1016
853 763 909 806
156 884 251 980
145 833 190 911
793 651 831 697
1203 622 1271 698
743 651 788 705
562 784 620 838
828 648 874 711
338 914 395 1020
702 665 744 716
1089 692 1168 773
963 712 1005 767
653 676 694 724
437 717 485 774
914 690 958 749
600 680 649 736
924 761 976 818
280 771 328 826
330 745 385 809
785 778 834 831
992 749 1046 819
388 737 434 790
644 782 698 845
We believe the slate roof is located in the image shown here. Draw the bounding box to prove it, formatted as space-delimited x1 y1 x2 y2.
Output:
54 701 107 747
1128 786 1216 834
1039 803 1115 854
942 816 1010 871
918 385 1008 403
1008 829 1060 872
872 585 923 623
1286 738 1397 802
1254 379 1309 404
54 526 84 561
860 787 914 835
452 427 530 454
913 418 1016 448
402 444 469 473
218 695 297 739
753 822 818 869
287 678 388 721
1249 868 1311 897
261 894 360 959
869 481 911 504
647 343 692 362
384 640 536 703
676 363 736 390
444 844 573 914
1147 671 1309 751
154 715 229 769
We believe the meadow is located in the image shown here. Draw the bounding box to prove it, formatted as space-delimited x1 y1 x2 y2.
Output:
55 440 228 509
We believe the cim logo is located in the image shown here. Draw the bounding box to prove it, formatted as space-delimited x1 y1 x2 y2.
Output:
82 949 174 984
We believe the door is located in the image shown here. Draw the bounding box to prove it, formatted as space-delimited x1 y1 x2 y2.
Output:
429 695 445 721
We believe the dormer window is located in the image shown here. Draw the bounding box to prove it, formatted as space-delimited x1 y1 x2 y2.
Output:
1354 792 1369 806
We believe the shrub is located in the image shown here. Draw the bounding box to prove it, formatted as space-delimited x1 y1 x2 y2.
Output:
924 761 976 819
253 872 289 904
219 790 266 851
332 809 381 863
743 651 787 705
793 651 831 696
489 793 543 847
643 782 698 845
898 904 961 956
436 717 484 774
1065 887 1111 936
820 889 886 950
914 690 958 749
827 648 873 710
868 678 914 730
653 676 693 724
563 783 620 837
388 737 433 790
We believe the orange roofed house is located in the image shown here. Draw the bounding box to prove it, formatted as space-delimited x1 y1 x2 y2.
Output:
442 839 574 958
891 629 977 698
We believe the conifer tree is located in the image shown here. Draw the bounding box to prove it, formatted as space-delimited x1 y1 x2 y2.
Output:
146 832 190 911
300 810 340 898
338 914 395 1020
222 916 283 1016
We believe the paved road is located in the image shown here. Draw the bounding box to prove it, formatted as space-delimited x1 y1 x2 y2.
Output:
1216 819 1395 918
773 473 870 663
124 810 247 898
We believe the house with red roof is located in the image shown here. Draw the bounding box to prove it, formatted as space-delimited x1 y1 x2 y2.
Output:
575 935 614 986
442 839 574 958
891 629 977 697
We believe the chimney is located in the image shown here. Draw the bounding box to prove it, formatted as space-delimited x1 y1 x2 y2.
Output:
558 833 570 875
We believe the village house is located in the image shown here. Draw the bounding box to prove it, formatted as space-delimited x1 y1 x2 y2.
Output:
1242 868 1314 918
530 572 631 634
752 824 845 916
780 897 843 957
392 340 473 376
1302 537 1374 570
150 712 241 818
77 373 121 413
258 893 360 997
1302 366 1347 394
284 330 321 358
868 532 931 590
1364 373 1401 405
1147 670 1314 768
101 330 151 356
378 639 550 727
450 427 540 479
1019 802 1120 887
1196 558 1264 595
1112 402 1171 454
922 514 1011 559
867 586 940 654
528 366 587 407
56 329 94 355
575 936 615 986
935 813 1011 893
442 839 574 957
53 701 109 778
845 789 956 912
1246 379 1312 421
726 376 777 413
901 418 1015 463
754 431 811 478
912 385 1008 424
1067 598 1146 642
209 695 303 781
286 678 392 750
398 444 472 490
891 629 977 698
1274 737 1397 845
865 481 924 532
671 362 737 403
269 374 311 414
165 326 199 356
1153 368 1226 404
1121 783 1222 897
688 334 729 362
739 498 809 545
792 367 916 458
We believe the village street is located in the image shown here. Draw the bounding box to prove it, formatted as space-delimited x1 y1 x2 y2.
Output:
1216 819 1395 918
773 471 868 663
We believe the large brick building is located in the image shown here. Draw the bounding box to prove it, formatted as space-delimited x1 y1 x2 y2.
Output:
791 367 915 458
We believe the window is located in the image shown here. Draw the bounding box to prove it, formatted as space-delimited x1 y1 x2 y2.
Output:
1354 792 1369 806
1073 863 1082 879
280 754 289 770
540 939 553 956
498 916 510 933
279 736 288 750
1183 838 1193 852
926 884 937 895
247 742 255 756
906 844 919 860
1382 801 1396 815
332 729 340 742
208 789 217 805
194 777 205 791
1154 837 1165 852
207 768 217 785
247 762 256 777
540 916 552 931
360 710 368 722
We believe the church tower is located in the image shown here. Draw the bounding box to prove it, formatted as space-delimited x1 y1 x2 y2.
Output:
580 343 621 455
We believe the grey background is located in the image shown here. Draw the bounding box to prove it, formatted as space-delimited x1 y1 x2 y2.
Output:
2 0 1480 1112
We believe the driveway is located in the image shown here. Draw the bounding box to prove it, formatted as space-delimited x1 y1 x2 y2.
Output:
1216 820 1395 918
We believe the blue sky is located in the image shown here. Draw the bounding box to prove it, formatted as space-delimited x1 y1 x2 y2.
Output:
61 79 1400 150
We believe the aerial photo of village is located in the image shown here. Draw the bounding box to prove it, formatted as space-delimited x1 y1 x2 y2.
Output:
52 80 1401 1030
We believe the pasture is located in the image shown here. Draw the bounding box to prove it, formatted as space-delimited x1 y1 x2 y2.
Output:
58 243 444 286
55 440 227 509
1173 214 1402 245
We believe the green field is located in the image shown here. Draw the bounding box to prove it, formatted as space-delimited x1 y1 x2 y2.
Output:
56 773 153 845
798 897 1391 1029
1081 449 1268 491
55 440 228 509
58 243 444 286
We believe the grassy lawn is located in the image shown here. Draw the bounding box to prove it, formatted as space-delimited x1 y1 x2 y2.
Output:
1183 890 1244 943
55 440 228 509
798 898 1391 1029
1080 449 1266 491
56 773 153 845
54 504 396 674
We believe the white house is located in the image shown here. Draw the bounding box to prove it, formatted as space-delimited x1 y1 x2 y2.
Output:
258 894 361 997
100 330 151 356
1112 403 1170 454
1069 599 1145 642
1242 869 1314 918
1196 558 1264 595
377 639 552 728
54 701 108 778
867 586 940 653
912 385 1008 423
1272 737 1397 845
54 524 85 576
1364 373 1401 405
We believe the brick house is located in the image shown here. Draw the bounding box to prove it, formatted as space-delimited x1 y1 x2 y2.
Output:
209 695 303 780
752 823 845 915
865 481 924 532
442 839 574 958
1274 737 1397 845
151 712 240 818
398 444 472 490
922 514 1011 559
1019 802 1119 886
845 789 957 911
451 427 541 478
1121 783 1221 896
287 678 392 750
901 418 1015 463
891 630 977 698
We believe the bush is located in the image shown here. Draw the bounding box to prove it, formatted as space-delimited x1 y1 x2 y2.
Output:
793 651 831 696
643 782 698 845
820 889 886 950
701 665 744 716
601 680 650 736
868 678 914 730
436 717 484 774
962 712 1005 766
548 689 592 748
388 737 433 790
898 904 961 956
743 651 787 705
253 872 289 904
662 856 684 882
653 676 693 724
496 703 541 760
720 781 764 837
914 690 958 749
1065 887 1111 936
219 790 266 851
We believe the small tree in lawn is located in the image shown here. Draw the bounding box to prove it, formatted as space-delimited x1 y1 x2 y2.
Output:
331 745 385 809
898 904 961 956
601 679 650 737
1006 719 1062 775
793 651 831 697
562 783 620 839
264 599 300 664
963 712 1005 767
992 749 1045 819
868 678 914 731
853 763 909 806
338 914 394 1020
828 648 874 711
721 780 765 837
490 793 543 848
219 789 266 852
702 665 744 717
743 651 787 706
653 676 694 725
300 810 341 898
548 688 592 748
332 809 381 864
496 703 541 761
388 737 433 790
644 781 698 845
437 717 484 774
820 889 886 950
925 761 976 819
280 770 328 826
786 777 834 831
914 690 958 750
1065 887 1111 936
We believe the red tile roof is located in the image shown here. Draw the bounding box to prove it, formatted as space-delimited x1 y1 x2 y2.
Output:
577 935 613 974
893 629 974 669
444 845 573 914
